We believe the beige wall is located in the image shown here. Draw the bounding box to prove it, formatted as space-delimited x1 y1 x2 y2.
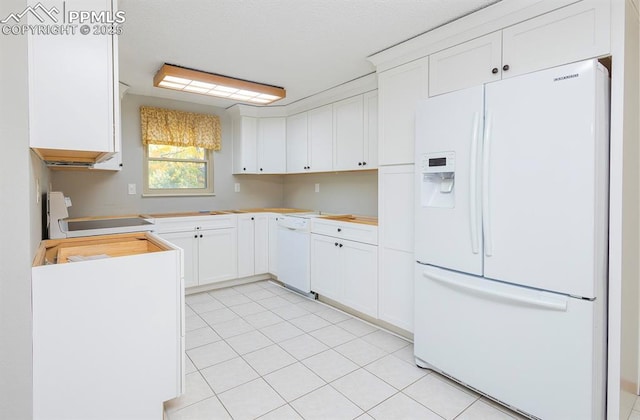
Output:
283 171 378 216
0 0 39 415
52 94 285 217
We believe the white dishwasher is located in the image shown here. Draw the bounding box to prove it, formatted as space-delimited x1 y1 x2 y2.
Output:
277 214 316 295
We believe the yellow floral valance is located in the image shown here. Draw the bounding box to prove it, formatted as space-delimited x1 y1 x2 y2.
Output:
140 106 221 150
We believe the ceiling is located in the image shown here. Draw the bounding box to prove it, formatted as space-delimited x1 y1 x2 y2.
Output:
118 0 500 109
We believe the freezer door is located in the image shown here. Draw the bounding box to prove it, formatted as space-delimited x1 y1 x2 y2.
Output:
483 60 608 298
414 85 484 275
414 264 605 420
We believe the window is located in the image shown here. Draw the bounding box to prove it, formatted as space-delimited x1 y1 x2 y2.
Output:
143 144 214 196
140 105 221 196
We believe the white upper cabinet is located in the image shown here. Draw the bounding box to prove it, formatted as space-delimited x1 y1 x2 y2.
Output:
429 32 502 97
232 115 286 174
308 104 334 172
233 116 258 174
333 96 364 170
363 91 378 169
501 0 610 80
28 0 119 165
286 112 310 173
257 118 286 173
377 57 429 165
429 0 610 97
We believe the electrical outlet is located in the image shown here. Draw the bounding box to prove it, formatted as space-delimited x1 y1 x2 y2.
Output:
128 183 136 195
234 183 240 193
315 183 320 193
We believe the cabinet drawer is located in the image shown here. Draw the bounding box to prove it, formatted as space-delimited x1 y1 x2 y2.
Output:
154 215 237 233
311 219 378 245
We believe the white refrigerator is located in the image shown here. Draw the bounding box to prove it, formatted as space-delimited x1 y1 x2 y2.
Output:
414 59 609 420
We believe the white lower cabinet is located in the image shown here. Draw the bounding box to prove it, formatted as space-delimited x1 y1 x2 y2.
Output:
156 216 238 288
311 232 378 318
237 213 270 278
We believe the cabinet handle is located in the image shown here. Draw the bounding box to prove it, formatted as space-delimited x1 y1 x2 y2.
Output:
491 67 498 74
337 228 342 232
339 243 343 248
502 64 510 71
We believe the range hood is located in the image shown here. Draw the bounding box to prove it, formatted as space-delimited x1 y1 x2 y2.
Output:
32 147 114 168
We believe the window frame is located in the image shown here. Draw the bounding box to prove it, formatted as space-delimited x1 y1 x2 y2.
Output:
142 144 215 197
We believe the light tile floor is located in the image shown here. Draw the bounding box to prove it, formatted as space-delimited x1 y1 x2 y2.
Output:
165 280 527 420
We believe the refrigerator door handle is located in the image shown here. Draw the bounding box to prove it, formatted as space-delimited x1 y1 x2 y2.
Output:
422 271 568 311
469 112 481 254
482 111 493 257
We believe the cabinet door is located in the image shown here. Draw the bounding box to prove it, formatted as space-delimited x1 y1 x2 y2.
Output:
257 118 286 174
159 231 197 288
286 112 309 173
268 215 279 275
377 57 428 165
308 104 334 172
333 96 364 171
199 228 238 285
378 165 415 331
233 116 258 173
341 240 378 318
428 31 502 97
363 91 378 169
501 0 610 80
254 214 270 275
310 234 340 299
237 215 255 278
28 0 117 156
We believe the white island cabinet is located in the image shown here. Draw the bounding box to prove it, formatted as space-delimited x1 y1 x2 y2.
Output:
31 232 184 420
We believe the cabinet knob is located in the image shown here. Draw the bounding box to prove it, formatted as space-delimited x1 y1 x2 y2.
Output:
362 162 367 166
194 235 198 238
243 167 246 171
335 242 338 246
251 217 254 220
491 67 498 74
358 162 362 166
200 234 203 238
260 168 263 171
339 243 343 248
337 228 342 232
502 64 510 71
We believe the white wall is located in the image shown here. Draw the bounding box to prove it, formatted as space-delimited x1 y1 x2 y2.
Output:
283 171 378 216
0 0 42 415
52 94 285 217
608 0 640 418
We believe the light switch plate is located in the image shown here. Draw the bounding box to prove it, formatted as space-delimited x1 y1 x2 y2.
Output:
128 183 136 195
315 183 320 193
234 183 240 193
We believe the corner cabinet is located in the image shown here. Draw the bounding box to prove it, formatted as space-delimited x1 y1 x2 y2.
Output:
155 215 238 288
429 0 611 97
232 116 286 174
28 0 120 165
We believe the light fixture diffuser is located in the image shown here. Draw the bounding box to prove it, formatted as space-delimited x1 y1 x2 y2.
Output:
153 64 286 105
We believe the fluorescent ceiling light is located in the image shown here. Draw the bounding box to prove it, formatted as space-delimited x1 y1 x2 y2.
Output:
153 63 286 105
